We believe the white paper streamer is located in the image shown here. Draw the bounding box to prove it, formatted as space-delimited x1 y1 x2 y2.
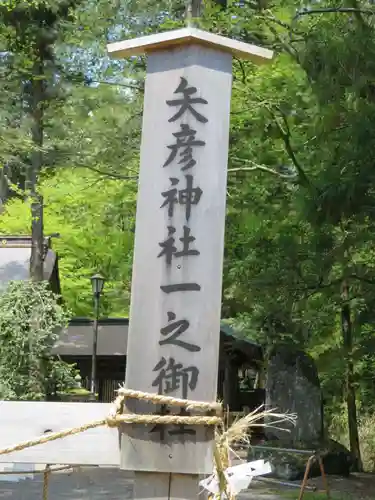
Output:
199 459 272 498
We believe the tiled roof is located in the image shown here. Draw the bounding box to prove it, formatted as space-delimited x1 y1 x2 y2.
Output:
0 235 58 292
54 317 263 360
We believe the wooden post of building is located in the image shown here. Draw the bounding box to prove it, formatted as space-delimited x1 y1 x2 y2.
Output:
107 28 273 499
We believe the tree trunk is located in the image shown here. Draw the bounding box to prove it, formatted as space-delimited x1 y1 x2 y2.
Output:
27 60 45 281
341 280 362 471
0 164 9 212
185 0 201 25
186 0 227 23
213 0 227 7
191 0 201 17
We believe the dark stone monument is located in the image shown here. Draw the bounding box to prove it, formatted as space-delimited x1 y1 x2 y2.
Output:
265 345 323 445
248 345 353 480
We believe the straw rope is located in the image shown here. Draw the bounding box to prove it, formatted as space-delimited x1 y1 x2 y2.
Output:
115 388 222 412
0 388 223 500
0 413 222 458
0 388 222 458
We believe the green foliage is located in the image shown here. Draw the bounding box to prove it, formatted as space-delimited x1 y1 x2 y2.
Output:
0 0 140 314
1 0 375 467
357 414 375 472
199 0 375 466
0 167 136 316
330 410 375 473
0 280 78 400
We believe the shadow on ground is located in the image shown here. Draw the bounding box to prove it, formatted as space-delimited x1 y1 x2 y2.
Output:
0 467 285 500
2 467 372 499
0 468 134 500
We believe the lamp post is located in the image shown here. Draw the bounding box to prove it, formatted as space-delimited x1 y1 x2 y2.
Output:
90 273 105 398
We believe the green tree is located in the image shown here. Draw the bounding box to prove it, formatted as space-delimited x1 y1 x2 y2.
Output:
0 0 130 280
3 0 375 471
0 167 136 316
0 0 84 280
0 280 78 400
200 0 375 470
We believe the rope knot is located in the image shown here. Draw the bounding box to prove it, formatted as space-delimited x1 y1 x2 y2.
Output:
105 416 119 428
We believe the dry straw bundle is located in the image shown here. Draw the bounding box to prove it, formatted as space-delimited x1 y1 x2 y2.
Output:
212 405 297 499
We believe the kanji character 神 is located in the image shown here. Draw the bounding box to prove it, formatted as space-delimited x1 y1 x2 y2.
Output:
161 175 202 221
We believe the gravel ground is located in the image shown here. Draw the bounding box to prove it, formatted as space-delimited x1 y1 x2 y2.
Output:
3 464 372 499
0 468 134 500
0 467 283 500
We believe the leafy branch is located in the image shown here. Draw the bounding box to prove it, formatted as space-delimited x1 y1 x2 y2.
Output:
229 157 296 179
0 281 78 401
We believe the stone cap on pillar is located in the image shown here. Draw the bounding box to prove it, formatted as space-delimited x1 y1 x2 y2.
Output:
107 27 273 64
